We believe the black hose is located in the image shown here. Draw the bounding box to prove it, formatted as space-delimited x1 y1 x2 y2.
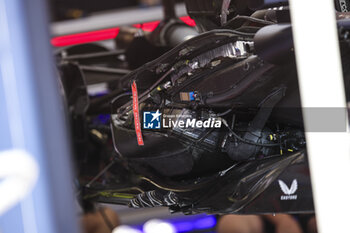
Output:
110 92 132 113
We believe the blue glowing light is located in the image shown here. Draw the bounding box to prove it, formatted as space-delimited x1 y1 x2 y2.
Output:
92 114 110 125
170 215 217 233
193 216 216 230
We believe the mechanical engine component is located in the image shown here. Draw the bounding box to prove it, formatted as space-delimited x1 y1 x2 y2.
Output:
56 0 350 216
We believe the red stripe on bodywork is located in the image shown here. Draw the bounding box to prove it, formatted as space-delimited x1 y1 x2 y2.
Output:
51 16 196 47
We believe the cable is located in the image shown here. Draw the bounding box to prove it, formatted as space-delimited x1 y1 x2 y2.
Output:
139 68 175 100
221 118 280 147
119 68 175 115
227 29 256 37
216 108 232 117
99 208 115 231
224 15 274 28
85 160 116 188
110 92 132 111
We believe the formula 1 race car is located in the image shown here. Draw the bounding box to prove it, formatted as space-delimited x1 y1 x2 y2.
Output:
57 0 350 215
